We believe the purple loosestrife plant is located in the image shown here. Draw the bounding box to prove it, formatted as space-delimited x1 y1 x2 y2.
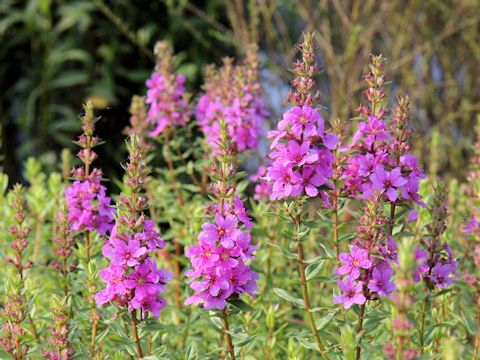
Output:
333 197 396 310
65 101 115 260
196 47 267 154
145 41 190 137
414 183 457 355
96 135 171 359
0 185 39 358
265 33 333 359
185 121 258 359
334 56 426 360
65 101 114 357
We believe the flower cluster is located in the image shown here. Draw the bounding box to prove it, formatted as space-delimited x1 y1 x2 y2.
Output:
185 123 258 310
265 34 337 202
65 170 114 236
414 184 457 288
65 102 115 236
342 59 425 219
333 199 397 309
96 136 171 318
196 48 267 154
145 42 189 137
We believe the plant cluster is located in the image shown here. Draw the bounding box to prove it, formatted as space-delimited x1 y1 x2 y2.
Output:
0 33 475 360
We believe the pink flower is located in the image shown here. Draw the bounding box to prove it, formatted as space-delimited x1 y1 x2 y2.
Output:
369 167 408 202
65 177 114 235
337 246 372 279
129 292 166 318
368 262 396 296
333 277 366 309
107 239 147 267
200 214 240 249
266 165 302 200
145 72 189 136
266 104 336 202
351 116 390 148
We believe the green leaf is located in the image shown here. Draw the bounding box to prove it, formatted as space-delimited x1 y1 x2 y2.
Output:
296 338 319 351
273 288 304 308
227 299 254 312
315 311 336 330
305 261 324 281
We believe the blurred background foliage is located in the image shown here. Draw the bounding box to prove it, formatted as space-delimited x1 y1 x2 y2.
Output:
1 0 480 184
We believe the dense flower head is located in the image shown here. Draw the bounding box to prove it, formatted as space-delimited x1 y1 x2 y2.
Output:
144 41 190 137
145 72 189 137
196 49 267 154
96 136 171 319
265 34 338 202
185 202 258 310
341 58 425 220
96 219 172 318
65 170 114 236
334 242 397 309
334 198 398 309
185 121 258 310
265 105 337 201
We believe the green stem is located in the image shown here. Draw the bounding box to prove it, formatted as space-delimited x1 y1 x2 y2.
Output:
85 231 91 263
355 304 366 360
27 314 40 344
297 241 330 359
419 296 429 355
90 315 98 358
389 203 396 236
131 310 144 359
221 309 236 360
333 202 339 262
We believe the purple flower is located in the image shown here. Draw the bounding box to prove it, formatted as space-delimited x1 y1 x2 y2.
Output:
369 167 408 202
196 57 267 155
185 205 257 309
129 292 166 318
97 219 171 318
65 177 115 235
95 263 130 305
145 72 189 136
430 263 455 288
337 246 372 279
413 247 429 282
266 103 336 202
107 239 147 267
233 197 253 229
368 262 396 296
300 166 329 197
278 105 320 138
200 214 240 249
351 116 390 148
333 277 366 309
407 209 418 223
380 236 398 263
266 165 302 200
